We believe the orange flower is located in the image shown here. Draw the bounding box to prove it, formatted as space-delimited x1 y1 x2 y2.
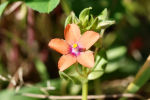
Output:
48 24 100 71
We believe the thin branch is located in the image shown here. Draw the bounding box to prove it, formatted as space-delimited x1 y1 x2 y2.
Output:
21 93 144 100
4 1 22 15
0 75 9 81
7 64 24 89
7 67 21 88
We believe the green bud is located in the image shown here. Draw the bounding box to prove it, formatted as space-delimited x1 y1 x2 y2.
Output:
85 17 99 31
79 7 92 27
64 12 79 27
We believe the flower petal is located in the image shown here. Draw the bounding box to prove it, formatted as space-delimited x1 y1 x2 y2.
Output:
64 24 81 45
48 38 70 54
77 50 94 68
58 54 76 71
78 31 100 50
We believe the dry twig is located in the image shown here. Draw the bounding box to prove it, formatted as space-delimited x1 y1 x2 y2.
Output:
21 93 144 100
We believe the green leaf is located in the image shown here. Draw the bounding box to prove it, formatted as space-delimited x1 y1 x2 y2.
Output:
125 56 150 93
89 15 94 24
107 46 127 60
104 46 127 73
0 1 9 17
88 49 107 80
97 20 115 29
105 62 120 73
64 13 72 27
64 12 79 27
96 8 115 30
85 17 98 31
59 64 87 84
25 0 60 13
79 7 92 27
98 8 108 21
59 71 74 82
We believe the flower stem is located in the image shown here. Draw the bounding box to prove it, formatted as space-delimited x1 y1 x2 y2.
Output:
82 82 88 100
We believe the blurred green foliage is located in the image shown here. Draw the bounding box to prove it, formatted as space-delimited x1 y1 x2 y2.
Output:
0 0 150 99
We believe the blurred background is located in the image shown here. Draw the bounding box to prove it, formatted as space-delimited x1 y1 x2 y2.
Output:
0 0 150 100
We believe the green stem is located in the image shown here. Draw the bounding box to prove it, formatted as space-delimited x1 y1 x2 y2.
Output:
82 82 88 100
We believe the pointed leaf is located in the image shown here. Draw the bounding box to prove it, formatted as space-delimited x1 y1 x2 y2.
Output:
79 7 92 27
64 12 79 27
98 8 108 21
86 17 99 31
97 20 115 29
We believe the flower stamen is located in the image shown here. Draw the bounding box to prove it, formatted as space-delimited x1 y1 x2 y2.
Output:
73 43 78 48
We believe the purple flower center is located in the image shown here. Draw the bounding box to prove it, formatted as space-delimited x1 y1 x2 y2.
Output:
70 43 85 56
